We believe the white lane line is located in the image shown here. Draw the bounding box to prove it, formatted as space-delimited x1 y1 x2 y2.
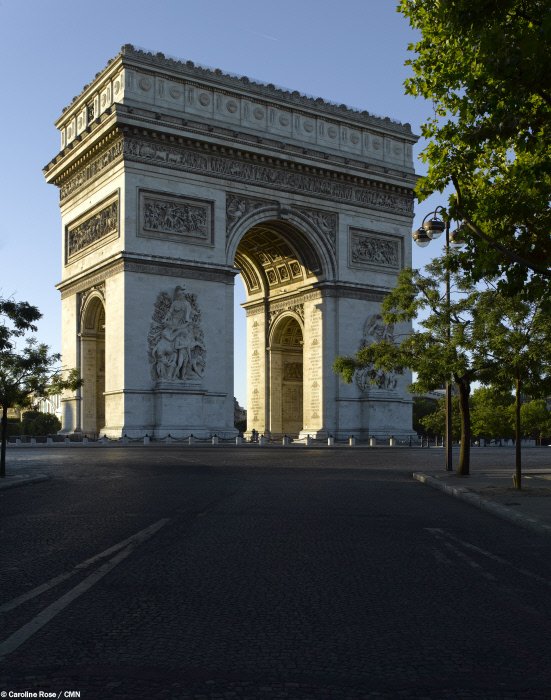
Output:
0 517 169 660
426 527 551 588
0 519 170 613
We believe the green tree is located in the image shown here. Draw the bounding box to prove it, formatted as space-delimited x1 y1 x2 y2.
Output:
399 0 551 298
0 298 81 478
419 395 461 441
520 400 551 444
412 395 438 435
21 411 62 436
472 292 551 487
470 387 514 442
334 256 492 476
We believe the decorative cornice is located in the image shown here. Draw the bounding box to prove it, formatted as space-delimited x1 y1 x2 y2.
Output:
61 45 415 139
58 253 236 298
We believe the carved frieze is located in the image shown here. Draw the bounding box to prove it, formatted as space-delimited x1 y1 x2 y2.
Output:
66 193 119 263
123 137 413 216
349 229 401 270
139 191 213 245
60 139 124 201
355 314 397 393
148 286 206 382
268 302 305 326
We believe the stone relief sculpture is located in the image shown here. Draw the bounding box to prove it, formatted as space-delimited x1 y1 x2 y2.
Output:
143 197 208 238
67 198 119 259
350 230 400 269
148 286 206 381
355 313 397 392
226 194 271 234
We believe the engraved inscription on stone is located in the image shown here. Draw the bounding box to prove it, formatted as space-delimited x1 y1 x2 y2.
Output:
148 286 206 382
306 306 322 423
139 191 213 245
350 229 400 270
249 320 262 423
66 194 119 262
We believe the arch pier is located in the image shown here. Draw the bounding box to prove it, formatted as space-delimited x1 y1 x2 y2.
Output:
44 45 418 440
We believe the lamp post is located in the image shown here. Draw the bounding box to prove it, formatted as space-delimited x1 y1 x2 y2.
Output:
412 206 461 472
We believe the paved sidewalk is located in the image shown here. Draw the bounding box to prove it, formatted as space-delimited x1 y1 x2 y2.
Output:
414 468 551 537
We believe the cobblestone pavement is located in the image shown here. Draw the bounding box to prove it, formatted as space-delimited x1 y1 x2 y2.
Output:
1 448 550 698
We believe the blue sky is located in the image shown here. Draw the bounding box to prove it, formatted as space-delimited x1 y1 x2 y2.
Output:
0 0 445 408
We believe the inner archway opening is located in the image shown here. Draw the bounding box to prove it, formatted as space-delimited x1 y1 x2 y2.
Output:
269 315 304 437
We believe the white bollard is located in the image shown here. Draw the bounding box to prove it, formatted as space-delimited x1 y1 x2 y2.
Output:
327 436 335 446
348 435 356 447
235 435 243 445
282 435 290 446
389 436 396 447
143 435 150 445
369 436 376 447
212 435 219 445
259 435 267 446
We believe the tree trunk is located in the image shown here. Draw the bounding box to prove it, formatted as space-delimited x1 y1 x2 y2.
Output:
457 378 471 476
1 404 7 478
514 374 522 490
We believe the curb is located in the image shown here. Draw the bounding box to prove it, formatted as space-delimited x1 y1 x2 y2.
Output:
413 472 551 538
0 474 50 490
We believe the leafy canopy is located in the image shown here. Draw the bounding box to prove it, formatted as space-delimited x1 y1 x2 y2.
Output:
399 0 551 297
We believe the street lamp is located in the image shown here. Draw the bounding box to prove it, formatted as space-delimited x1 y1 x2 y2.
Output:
412 206 462 472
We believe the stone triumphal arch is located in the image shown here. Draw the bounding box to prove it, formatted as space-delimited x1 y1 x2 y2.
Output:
44 45 418 439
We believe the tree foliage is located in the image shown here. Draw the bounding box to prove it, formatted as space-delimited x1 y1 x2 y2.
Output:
21 411 62 436
0 297 81 477
334 252 551 477
470 387 514 441
334 256 487 475
399 0 551 298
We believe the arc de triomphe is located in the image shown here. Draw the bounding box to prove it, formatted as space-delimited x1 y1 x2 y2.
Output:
44 45 418 439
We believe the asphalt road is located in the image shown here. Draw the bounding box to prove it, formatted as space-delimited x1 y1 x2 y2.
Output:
1 447 550 699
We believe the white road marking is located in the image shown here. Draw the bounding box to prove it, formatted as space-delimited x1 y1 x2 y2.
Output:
0 519 170 613
0 518 169 659
425 527 551 588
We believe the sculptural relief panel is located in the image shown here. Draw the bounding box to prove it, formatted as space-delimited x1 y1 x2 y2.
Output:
66 192 119 263
138 191 214 246
148 286 206 383
355 314 397 393
349 229 401 271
